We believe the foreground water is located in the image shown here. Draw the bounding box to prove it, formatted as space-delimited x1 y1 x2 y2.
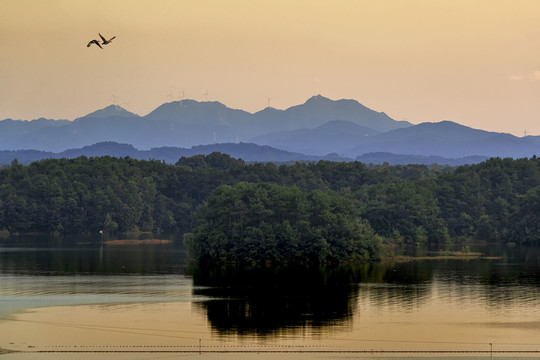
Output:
0 237 539 359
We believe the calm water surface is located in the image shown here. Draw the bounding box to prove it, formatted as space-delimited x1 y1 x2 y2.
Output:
1 237 540 358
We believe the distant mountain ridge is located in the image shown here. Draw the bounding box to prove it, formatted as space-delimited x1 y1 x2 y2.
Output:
251 95 408 134
0 95 411 152
0 118 70 147
76 105 139 120
345 121 540 158
0 141 489 166
250 120 379 156
0 142 348 165
1 95 540 159
355 152 488 166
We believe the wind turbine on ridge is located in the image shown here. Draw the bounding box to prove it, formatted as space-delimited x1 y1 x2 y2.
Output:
109 95 119 110
177 91 186 108
119 99 131 109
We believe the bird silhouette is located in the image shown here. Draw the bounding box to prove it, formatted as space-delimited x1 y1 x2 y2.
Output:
99 33 116 45
87 39 102 49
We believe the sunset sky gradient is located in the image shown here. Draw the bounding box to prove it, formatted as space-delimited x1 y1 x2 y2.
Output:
2 0 540 136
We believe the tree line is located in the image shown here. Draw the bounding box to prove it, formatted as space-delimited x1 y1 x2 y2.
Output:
1 154 540 262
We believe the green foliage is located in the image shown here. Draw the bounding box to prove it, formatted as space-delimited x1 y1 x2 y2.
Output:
507 185 540 244
357 180 449 245
184 183 382 264
176 152 245 170
0 157 193 235
1 154 540 251
436 156 540 243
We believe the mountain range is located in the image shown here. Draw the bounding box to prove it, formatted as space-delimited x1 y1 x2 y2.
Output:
1 95 539 162
0 141 488 166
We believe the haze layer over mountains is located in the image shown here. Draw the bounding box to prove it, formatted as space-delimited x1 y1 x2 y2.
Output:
2 95 539 164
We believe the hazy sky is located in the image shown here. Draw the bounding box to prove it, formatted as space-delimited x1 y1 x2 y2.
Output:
2 0 540 136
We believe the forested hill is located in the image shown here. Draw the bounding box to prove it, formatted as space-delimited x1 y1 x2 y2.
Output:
1 155 540 261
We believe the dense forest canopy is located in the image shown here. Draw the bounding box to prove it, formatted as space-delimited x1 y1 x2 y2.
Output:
184 182 383 263
1 154 540 262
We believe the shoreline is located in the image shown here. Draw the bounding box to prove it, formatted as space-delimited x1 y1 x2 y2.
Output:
0 348 17 355
103 239 173 245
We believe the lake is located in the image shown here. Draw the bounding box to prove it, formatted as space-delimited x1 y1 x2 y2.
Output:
1 236 540 359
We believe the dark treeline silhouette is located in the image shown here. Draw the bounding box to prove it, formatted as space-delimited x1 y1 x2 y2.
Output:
1 154 540 262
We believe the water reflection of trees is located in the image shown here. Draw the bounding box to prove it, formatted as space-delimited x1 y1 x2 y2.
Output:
359 261 434 310
426 249 540 311
0 238 188 275
190 262 437 336
191 264 369 336
192 252 540 337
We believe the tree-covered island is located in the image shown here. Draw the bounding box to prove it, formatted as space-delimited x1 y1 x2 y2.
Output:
1 154 540 263
184 182 382 263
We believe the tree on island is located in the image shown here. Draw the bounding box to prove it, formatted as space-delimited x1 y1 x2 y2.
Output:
184 182 383 264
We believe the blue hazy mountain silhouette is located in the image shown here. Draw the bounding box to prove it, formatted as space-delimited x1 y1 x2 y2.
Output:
250 120 380 156
0 118 70 148
79 105 139 119
0 141 488 166
345 121 540 158
1 96 539 160
355 152 488 166
0 141 350 165
0 96 410 152
251 95 409 134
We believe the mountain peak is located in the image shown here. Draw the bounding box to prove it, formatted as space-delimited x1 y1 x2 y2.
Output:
79 105 139 120
254 106 284 116
146 99 233 118
305 94 332 104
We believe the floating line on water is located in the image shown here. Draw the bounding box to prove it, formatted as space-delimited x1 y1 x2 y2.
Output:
8 349 540 354
0 316 207 340
2 316 539 350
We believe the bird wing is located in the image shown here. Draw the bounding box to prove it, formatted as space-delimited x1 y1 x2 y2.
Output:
108 36 116 42
87 40 103 49
99 33 106 42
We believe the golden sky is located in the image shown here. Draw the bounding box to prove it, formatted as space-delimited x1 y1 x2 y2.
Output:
2 0 540 136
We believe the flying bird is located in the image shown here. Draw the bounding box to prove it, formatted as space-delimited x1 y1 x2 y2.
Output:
99 33 116 45
87 39 102 49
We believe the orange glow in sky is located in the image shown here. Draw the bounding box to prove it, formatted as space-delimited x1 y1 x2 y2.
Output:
2 0 540 136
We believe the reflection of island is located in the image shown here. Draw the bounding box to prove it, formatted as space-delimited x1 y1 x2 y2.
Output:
190 261 444 336
191 265 367 336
